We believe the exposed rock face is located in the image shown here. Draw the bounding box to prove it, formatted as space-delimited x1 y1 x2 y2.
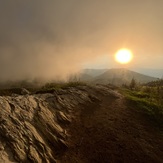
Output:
0 85 162 163
0 85 109 163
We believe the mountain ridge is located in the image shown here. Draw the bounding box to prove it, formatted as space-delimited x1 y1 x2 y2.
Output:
80 68 157 85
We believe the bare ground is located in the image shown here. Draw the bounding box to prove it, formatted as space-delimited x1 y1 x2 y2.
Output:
59 86 163 163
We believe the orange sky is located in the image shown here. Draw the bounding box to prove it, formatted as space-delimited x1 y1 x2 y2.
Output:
0 1 163 81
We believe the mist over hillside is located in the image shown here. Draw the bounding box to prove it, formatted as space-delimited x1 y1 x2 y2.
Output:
131 68 163 78
0 1 163 82
77 68 157 86
82 69 107 77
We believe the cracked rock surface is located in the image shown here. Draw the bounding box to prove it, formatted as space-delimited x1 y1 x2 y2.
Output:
0 85 102 163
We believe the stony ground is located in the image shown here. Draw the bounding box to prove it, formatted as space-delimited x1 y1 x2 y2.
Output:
60 85 163 163
0 85 162 163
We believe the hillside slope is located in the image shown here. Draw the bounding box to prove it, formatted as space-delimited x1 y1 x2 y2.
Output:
0 85 162 162
82 69 107 77
93 68 157 85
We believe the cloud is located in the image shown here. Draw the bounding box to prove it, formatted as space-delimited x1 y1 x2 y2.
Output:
0 0 163 81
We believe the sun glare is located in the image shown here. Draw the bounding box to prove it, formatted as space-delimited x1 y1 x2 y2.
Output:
115 49 133 64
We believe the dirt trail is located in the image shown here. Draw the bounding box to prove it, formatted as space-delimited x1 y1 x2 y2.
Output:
60 86 163 163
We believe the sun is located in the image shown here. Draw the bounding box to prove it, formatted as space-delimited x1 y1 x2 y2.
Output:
115 49 133 64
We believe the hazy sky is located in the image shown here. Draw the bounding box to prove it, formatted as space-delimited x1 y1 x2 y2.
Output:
0 0 163 81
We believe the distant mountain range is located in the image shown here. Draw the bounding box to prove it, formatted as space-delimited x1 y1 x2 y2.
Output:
77 68 158 86
131 68 163 78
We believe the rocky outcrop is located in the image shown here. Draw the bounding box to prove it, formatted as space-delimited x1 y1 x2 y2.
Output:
0 85 114 163
0 85 162 163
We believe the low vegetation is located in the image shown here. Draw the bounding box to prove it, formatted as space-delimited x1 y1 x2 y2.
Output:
120 81 163 129
145 79 163 87
35 81 87 94
0 81 87 96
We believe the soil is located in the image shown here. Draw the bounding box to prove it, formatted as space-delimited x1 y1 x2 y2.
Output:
59 89 163 163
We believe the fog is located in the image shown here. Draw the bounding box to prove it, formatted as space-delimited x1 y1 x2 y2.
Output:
0 0 163 81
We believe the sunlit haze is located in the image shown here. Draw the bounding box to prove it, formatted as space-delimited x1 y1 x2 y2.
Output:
0 1 163 81
115 49 133 64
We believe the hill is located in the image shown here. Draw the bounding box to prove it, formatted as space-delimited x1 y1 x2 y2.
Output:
132 68 163 78
92 68 157 85
76 73 93 81
82 69 107 77
0 84 162 162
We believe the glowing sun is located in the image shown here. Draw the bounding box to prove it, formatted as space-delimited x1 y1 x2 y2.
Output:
115 49 133 64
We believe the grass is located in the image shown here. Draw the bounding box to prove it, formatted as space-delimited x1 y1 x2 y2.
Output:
0 81 87 96
35 81 87 94
121 88 163 128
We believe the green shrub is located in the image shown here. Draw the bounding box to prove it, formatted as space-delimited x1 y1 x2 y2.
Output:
121 88 163 127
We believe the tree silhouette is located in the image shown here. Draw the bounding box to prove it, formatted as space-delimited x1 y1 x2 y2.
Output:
130 78 136 90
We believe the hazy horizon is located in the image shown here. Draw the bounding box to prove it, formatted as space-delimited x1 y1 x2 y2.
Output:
0 1 163 81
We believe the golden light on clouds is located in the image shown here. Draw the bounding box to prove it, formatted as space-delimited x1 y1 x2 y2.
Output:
115 49 133 64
